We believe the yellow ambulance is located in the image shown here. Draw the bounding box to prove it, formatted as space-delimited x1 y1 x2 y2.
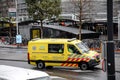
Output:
28 38 100 70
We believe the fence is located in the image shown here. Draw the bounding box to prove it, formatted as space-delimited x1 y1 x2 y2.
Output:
82 39 101 51
82 39 120 52
0 36 28 46
1 36 120 52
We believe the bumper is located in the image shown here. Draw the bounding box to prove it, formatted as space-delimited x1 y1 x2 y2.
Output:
88 60 100 67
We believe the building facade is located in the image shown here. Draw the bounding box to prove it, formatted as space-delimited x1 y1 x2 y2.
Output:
62 0 120 22
17 0 28 22
0 0 120 40
0 0 15 17
0 0 120 22
0 0 28 22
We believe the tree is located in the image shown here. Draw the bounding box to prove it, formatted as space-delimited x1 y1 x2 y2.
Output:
25 0 61 38
70 0 94 40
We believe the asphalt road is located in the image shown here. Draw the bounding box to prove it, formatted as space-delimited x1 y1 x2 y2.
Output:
0 60 104 80
0 48 120 80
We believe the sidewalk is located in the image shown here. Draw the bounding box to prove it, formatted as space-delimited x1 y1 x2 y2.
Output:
0 43 27 62
0 43 27 49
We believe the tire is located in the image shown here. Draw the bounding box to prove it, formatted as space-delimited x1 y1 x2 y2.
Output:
79 62 88 70
36 61 45 69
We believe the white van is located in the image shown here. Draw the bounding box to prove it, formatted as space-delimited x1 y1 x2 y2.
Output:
0 65 50 80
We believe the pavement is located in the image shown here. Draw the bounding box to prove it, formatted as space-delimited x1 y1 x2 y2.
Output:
0 43 27 62
0 43 27 49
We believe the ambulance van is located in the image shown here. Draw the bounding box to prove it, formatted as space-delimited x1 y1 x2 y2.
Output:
28 38 100 70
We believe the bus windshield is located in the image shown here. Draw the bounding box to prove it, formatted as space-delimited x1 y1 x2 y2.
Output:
76 42 90 53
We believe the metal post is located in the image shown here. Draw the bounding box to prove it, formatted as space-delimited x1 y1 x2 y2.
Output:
107 0 115 80
79 0 82 40
15 0 19 35
118 11 120 40
15 0 20 48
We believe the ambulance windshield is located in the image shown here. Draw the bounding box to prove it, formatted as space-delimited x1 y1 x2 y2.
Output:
76 42 90 53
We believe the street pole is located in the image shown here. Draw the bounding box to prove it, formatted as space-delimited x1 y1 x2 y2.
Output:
15 0 18 35
107 0 115 80
79 0 82 40
15 0 20 48
118 11 120 40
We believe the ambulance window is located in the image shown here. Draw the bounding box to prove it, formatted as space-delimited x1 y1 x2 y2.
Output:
76 42 89 53
67 44 81 54
48 44 64 53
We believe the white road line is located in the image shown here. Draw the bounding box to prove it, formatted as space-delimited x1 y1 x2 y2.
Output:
63 69 94 73
50 76 67 80
81 77 95 80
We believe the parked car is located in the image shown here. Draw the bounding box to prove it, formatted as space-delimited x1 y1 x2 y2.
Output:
0 65 51 80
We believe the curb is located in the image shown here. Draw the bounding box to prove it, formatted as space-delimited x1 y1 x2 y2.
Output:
0 45 27 49
0 59 27 62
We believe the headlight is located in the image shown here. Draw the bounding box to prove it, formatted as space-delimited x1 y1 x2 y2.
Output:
91 55 100 60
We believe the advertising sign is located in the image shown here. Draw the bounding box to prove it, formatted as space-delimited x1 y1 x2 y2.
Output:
16 35 22 43
8 8 16 17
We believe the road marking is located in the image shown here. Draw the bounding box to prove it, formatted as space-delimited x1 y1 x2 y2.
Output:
60 68 94 73
69 69 94 72
81 77 95 80
0 49 27 53
50 76 67 80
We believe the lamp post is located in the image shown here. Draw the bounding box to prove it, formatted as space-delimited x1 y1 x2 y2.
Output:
15 0 22 48
118 11 120 40
15 0 19 35
79 0 82 40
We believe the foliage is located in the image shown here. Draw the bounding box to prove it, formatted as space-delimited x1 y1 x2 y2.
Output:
70 0 94 40
25 0 61 38
25 0 61 21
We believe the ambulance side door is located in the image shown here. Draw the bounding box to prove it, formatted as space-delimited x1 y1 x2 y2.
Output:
48 44 65 61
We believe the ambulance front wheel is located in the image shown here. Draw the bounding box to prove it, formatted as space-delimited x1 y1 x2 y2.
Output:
36 61 45 69
79 62 88 70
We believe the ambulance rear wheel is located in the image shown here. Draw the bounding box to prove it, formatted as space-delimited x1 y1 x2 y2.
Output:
79 62 88 70
36 61 45 69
